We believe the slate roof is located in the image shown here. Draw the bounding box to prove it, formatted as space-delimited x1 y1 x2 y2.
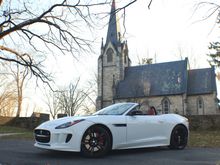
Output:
116 59 188 99
115 59 217 99
187 67 217 95
105 0 121 47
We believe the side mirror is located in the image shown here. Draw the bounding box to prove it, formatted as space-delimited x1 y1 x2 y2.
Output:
130 110 143 116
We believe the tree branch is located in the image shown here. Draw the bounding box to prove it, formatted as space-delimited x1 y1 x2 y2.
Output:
0 45 53 89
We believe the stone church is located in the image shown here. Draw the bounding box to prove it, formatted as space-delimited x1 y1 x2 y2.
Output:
96 0 219 115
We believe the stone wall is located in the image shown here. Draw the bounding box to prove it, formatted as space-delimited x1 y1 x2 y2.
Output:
0 113 49 130
187 115 220 131
187 93 219 115
146 95 185 114
103 66 116 100
116 95 186 115
115 93 219 115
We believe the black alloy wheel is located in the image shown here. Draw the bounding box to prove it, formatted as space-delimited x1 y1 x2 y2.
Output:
169 125 188 150
81 125 111 157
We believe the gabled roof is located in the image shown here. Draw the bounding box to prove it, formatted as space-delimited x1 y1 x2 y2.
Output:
116 59 188 99
187 67 217 95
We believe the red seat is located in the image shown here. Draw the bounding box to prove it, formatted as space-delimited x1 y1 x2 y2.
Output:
147 109 156 115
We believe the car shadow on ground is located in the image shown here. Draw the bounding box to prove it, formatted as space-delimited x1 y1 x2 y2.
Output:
36 150 81 159
35 146 169 159
111 147 168 154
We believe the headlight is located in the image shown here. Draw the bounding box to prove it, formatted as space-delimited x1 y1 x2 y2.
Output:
55 119 85 129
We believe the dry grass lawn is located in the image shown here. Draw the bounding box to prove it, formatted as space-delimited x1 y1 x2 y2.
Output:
0 126 33 139
189 130 220 147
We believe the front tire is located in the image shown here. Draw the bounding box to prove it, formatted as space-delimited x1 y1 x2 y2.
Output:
81 125 111 157
169 125 188 150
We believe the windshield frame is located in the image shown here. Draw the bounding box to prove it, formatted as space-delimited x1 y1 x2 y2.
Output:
93 103 138 116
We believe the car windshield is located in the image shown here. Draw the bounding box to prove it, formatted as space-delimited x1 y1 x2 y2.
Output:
93 103 135 115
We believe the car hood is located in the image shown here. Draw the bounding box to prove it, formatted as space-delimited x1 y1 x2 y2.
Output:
36 115 98 129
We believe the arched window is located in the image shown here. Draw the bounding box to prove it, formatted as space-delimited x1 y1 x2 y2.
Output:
162 98 170 114
197 97 204 115
106 48 113 63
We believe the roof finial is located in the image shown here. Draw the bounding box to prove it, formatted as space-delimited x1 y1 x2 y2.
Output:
112 0 115 8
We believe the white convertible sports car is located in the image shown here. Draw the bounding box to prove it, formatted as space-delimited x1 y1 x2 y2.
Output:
34 103 189 157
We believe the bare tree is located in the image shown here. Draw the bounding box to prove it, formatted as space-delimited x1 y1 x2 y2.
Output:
174 46 199 69
44 77 96 118
10 63 29 117
192 1 220 74
16 65 28 117
194 2 220 22
44 90 61 119
137 56 153 65
0 81 17 116
0 63 17 116
59 79 86 116
0 61 30 117
55 77 98 116
0 0 140 86
80 73 98 114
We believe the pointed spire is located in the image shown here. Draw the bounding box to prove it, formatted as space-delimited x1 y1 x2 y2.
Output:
106 0 121 46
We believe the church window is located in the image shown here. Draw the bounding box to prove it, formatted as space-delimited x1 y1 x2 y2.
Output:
162 98 170 114
198 99 203 108
107 48 113 63
197 97 204 115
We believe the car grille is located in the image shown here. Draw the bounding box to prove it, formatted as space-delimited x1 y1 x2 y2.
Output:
34 129 50 143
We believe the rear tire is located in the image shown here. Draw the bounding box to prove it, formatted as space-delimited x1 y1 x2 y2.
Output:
80 125 111 158
169 125 188 150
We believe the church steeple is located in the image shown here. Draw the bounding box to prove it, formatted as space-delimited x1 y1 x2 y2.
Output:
106 0 121 46
96 0 130 110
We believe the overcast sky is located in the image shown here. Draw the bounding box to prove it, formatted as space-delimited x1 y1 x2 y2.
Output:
54 0 220 84
126 0 219 65
23 0 220 116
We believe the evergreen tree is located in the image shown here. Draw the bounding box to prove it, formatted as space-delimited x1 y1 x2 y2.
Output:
208 42 220 68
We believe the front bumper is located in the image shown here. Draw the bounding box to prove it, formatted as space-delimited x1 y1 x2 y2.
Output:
34 129 81 152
